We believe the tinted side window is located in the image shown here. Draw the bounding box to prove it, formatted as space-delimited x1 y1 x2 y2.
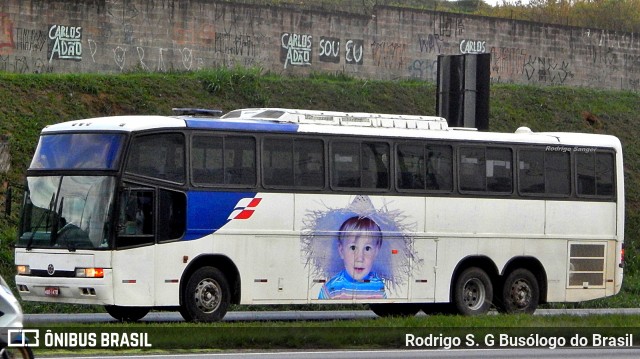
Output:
191 135 256 186
519 149 570 195
459 147 486 191
576 151 615 197
126 134 185 183
225 137 256 186
331 141 389 190
262 137 324 189
332 142 361 188
263 138 294 187
596 153 614 196
518 150 545 194
397 144 452 191
294 139 324 188
545 151 571 195
397 144 424 190
459 146 512 193
486 147 512 193
192 136 223 184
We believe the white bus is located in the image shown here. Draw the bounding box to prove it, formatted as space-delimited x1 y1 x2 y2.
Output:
14 108 624 321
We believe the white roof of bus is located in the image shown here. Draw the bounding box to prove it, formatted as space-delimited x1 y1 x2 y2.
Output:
40 111 622 151
41 115 186 133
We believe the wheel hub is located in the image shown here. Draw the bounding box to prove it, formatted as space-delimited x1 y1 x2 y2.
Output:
463 278 485 310
194 278 221 313
510 279 532 308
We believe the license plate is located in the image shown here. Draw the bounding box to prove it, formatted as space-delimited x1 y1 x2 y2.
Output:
44 286 59 297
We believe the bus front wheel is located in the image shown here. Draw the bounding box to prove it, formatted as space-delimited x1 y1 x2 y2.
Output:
104 305 150 322
501 268 539 314
180 266 230 322
453 267 493 316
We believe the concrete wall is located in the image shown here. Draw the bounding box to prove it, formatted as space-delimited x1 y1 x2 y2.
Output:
1 0 639 90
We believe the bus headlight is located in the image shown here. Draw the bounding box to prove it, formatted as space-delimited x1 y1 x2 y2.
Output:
16 265 30 275
75 268 104 278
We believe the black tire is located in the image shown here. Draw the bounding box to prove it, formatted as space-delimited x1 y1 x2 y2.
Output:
1 346 34 359
369 303 420 317
453 267 493 316
104 305 150 322
180 266 230 322
501 268 539 314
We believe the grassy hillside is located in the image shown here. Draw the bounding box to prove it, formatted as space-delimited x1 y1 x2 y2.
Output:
1 69 640 311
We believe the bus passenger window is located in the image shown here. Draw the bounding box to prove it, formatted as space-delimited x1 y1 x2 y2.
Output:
577 151 614 197
397 144 425 190
224 137 256 186
126 134 185 183
263 138 294 187
331 141 389 190
332 142 361 188
191 136 224 185
486 147 512 193
397 144 452 192
576 152 596 195
294 139 324 188
519 150 545 194
596 153 614 196
426 145 453 191
362 142 389 189
191 135 256 187
519 149 570 196
459 147 486 192
545 151 570 195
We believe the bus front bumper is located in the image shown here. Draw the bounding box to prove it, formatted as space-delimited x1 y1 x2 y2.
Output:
15 272 114 305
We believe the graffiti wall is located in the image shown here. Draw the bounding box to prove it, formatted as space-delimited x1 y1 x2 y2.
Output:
0 1 639 90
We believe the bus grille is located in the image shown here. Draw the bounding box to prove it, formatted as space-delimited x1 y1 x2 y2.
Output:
568 243 605 287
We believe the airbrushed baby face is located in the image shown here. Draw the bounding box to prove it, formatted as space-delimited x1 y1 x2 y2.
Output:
338 233 381 281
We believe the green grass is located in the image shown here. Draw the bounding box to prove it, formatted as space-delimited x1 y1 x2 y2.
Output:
25 314 640 352
1 70 640 314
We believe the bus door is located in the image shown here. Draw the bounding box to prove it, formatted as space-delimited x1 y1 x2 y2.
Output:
113 186 156 306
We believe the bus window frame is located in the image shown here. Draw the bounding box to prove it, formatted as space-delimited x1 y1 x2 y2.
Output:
516 146 573 199
329 138 391 192
574 149 617 200
395 141 455 194
189 132 258 189
457 144 514 196
261 135 326 191
124 131 187 185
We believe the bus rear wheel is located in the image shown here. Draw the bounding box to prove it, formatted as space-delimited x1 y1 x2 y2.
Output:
501 268 539 314
180 266 230 322
104 305 150 322
453 267 493 316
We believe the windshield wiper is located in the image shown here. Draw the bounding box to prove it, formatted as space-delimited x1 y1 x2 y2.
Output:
50 196 64 247
26 193 55 251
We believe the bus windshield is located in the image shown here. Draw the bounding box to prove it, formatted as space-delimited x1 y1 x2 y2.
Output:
17 176 117 250
30 133 125 170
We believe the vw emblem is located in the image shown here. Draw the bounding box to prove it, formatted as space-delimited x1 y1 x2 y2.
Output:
47 264 55 276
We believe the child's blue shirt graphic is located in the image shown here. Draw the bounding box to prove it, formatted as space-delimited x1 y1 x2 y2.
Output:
318 269 386 299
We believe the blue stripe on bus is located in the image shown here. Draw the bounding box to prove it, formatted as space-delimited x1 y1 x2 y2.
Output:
184 191 257 240
185 119 299 132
